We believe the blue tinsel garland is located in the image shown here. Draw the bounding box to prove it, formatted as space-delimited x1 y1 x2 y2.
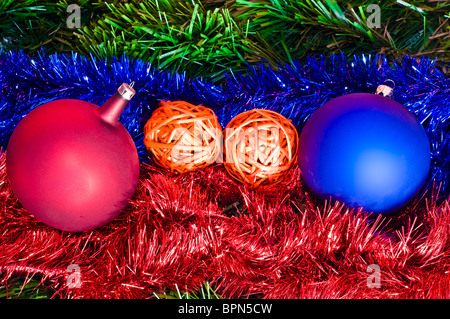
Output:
0 49 449 200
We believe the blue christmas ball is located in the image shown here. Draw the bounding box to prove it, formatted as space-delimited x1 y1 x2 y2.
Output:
298 93 431 214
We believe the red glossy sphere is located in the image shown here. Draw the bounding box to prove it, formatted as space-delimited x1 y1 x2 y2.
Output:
6 99 140 232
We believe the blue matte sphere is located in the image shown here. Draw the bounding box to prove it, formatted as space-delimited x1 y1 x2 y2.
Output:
298 93 430 214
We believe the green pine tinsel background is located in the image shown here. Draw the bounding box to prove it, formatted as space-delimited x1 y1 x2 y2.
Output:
0 0 449 299
1 0 449 81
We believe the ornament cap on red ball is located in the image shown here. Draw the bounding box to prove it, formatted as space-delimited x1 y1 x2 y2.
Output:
6 83 140 232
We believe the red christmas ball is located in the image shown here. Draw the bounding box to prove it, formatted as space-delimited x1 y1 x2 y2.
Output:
6 84 140 232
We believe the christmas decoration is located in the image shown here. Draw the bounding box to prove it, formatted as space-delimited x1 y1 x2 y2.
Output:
298 90 431 214
223 109 298 188
5 83 140 232
143 100 222 173
1 1 449 80
2 152 450 299
1 50 450 299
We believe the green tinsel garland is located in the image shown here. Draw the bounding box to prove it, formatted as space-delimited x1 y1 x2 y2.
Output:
1 0 449 80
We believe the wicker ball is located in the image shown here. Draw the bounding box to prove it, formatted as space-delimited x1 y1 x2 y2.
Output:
143 100 222 173
224 109 298 188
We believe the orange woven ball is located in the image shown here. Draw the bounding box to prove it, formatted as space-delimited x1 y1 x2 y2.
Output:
143 100 222 173
224 109 299 188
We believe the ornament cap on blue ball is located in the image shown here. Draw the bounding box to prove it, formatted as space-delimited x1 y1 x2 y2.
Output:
298 90 431 214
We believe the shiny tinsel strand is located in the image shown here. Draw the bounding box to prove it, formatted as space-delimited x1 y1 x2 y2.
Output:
1 50 450 298
1 50 449 199
1 151 450 298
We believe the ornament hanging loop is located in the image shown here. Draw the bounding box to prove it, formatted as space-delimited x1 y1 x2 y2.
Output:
376 79 395 99
117 82 136 101
99 83 136 125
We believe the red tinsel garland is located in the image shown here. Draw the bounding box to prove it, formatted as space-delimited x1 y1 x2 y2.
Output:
1 151 450 298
